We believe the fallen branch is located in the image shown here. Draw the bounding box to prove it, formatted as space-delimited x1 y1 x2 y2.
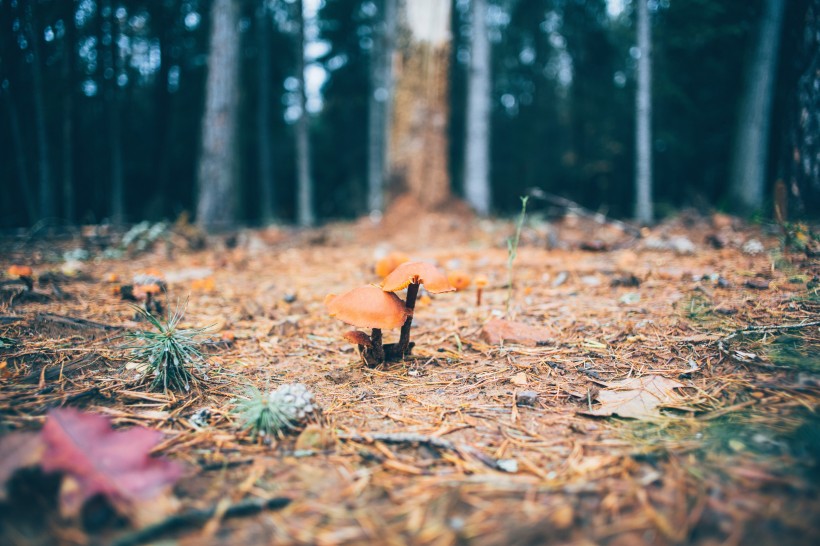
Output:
717 320 820 353
35 313 123 331
111 496 291 546
339 432 506 471
527 187 642 237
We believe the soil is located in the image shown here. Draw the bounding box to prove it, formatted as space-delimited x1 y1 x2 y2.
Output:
0 211 818 545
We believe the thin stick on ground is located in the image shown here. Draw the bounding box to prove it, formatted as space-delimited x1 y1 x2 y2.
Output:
717 320 820 353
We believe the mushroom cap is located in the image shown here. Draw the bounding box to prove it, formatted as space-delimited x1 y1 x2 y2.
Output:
474 275 489 288
8 265 33 277
133 283 162 299
375 252 409 278
326 285 408 329
381 262 455 294
447 270 472 291
343 330 373 348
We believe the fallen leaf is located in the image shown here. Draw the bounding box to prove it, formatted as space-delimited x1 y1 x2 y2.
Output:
39 408 184 519
480 319 551 346
579 375 685 420
510 372 528 386
0 432 45 501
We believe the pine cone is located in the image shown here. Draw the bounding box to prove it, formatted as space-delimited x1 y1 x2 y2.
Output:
269 383 320 423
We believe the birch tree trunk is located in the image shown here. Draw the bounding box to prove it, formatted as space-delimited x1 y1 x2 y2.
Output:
367 0 397 215
464 0 491 215
257 0 276 223
390 0 452 209
197 0 240 231
634 0 653 224
26 1 54 221
294 0 315 227
729 0 786 213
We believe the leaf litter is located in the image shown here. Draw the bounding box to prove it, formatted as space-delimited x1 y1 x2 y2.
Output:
0 212 818 545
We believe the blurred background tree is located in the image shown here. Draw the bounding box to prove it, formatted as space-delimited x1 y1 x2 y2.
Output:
0 0 814 230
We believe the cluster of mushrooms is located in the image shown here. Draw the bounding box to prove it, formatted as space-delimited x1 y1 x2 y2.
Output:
325 261 455 366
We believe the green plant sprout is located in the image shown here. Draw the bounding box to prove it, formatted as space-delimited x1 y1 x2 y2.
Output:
232 383 318 439
506 196 529 316
126 303 210 392
233 385 296 439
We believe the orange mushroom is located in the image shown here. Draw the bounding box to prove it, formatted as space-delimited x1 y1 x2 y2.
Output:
381 261 455 358
326 285 408 365
7 265 34 290
474 275 488 306
447 270 472 291
342 330 374 364
375 252 409 278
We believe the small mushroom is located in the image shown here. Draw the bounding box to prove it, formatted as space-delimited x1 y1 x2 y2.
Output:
326 285 408 366
474 275 488 306
381 262 455 358
7 265 34 291
342 330 373 364
447 270 472 291
375 252 409 278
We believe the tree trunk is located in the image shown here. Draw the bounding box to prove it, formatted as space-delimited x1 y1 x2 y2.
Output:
257 0 276 223
2 83 36 223
390 0 452 209
294 0 314 227
464 0 491 216
197 0 241 231
729 0 786 213
634 0 653 224
102 0 125 224
367 0 397 215
62 0 76 224
26 1 54 221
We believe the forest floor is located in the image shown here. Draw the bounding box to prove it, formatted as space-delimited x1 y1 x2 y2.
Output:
0 205 818 546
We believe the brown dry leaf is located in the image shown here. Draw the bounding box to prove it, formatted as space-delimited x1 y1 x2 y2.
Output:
480 318 551 346
579 375 685 420
510 372 528 386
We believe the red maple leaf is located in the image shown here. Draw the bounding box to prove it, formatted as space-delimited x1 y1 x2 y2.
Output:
0 408 184 518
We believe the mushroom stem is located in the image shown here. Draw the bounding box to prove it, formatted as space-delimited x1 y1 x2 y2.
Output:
21 276 33 291
397 282 420 357
370 328 385 364
476 287 483 307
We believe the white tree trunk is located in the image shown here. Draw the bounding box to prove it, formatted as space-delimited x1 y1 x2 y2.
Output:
197 0 240 230
367 0 397 215
464 0 491 216
634 0 653 224
729 0 786 212
295 0 315 227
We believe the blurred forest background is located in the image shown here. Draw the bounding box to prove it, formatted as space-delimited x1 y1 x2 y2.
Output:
0 0 818 231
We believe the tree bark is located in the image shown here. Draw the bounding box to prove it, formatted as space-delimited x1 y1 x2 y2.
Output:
294 0 314 227
26 1 54 221
257 0 275 223
367 0 397 215
197 0 241 231
464 0 491 215
390 0 452 209
729 0 786 213
634 0 653 224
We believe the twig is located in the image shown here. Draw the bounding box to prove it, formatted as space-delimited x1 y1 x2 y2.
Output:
111 496 291 546
527 187 642 237
717 320 820 353
35 313 123 331
338 432 505 471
